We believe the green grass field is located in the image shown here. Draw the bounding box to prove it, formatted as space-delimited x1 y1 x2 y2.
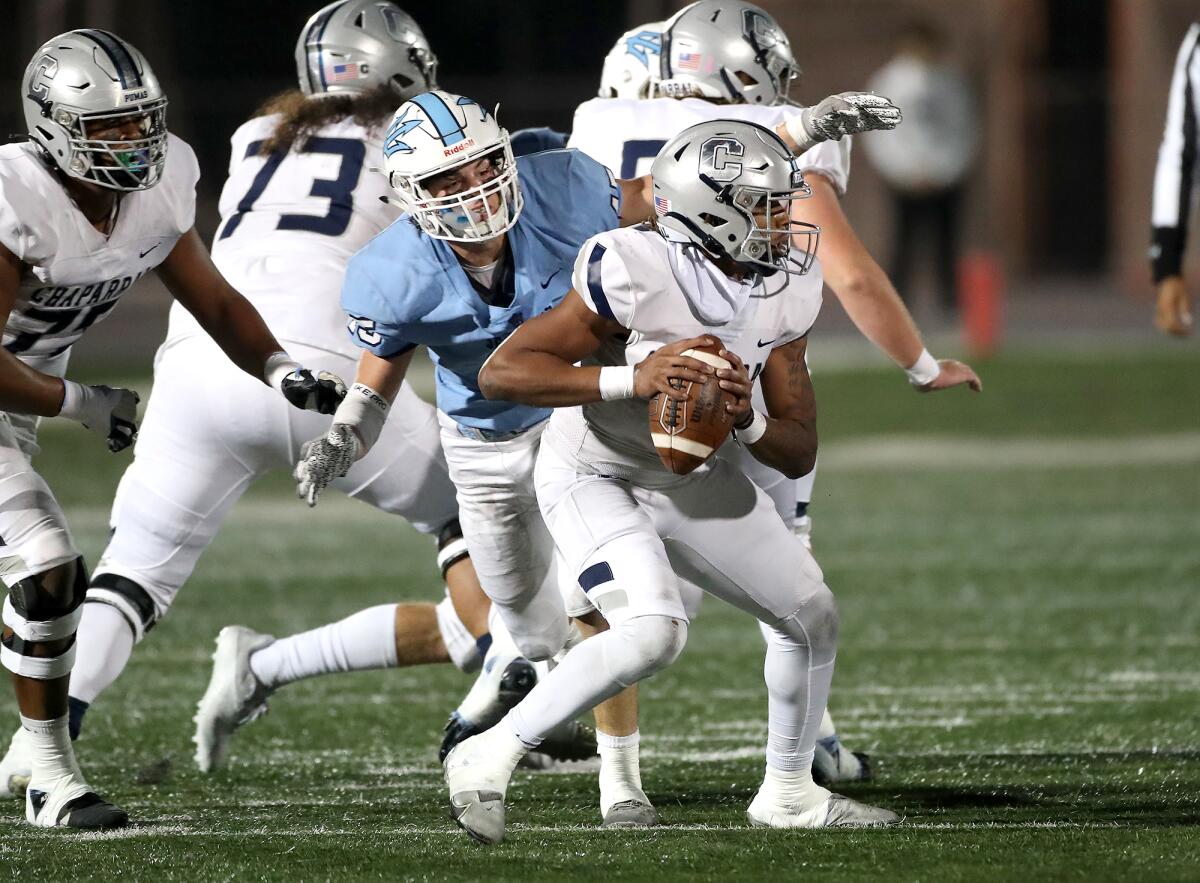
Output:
1 345 1198 881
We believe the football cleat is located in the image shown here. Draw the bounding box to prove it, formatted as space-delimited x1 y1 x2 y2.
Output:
539 718 599 763
601 799 659 828
793 514 813 551
0 726 32 799
438 655 537 762
193 625 275 773
747 792 900 829
444 729 525 845
812 736 872 787
27 782 128 830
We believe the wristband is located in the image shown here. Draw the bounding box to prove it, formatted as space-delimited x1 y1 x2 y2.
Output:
264 351 301 389
332 382 389 456
783 113 819 155
58 379 87 420
734 410 768 445
598 365 636 401
904 349 940 387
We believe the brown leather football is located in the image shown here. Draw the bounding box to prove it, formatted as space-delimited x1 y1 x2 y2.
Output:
648 339 737 474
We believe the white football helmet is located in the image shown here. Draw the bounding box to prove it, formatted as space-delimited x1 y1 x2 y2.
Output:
598 23 663 99
651 119 818 277
382 90 522 241
22 29 168 192
296 0 438 99
655 0 799 106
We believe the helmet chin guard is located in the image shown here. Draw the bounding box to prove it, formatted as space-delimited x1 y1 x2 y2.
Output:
383 90 522 242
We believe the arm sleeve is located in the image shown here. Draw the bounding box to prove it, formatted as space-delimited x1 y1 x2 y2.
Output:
570 234 636 327
1151 23 1200 282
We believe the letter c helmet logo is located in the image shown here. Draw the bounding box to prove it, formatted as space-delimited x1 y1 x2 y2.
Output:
699 136 745 183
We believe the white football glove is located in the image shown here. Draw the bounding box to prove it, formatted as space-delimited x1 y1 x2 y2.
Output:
788 92 902 153
294 423 359 507
58 381 140 453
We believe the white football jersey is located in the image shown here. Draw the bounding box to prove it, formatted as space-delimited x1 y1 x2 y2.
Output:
0 135 198 368
169 115 399 356
568 97 849 194
544 225 822 487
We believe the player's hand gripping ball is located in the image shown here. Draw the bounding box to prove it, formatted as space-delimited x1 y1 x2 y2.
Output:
641 336 737 474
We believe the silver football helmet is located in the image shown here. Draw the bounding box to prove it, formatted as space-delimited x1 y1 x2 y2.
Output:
296 0 438 99
382 90 522 241
598 23 663 99
656 0 799 106
22 29 168 192
651 119 818 277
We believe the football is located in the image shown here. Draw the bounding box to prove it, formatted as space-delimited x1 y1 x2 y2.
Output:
647 339 737 474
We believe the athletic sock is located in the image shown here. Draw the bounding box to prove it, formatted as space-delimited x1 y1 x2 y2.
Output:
597 729 648 815
759 761 829 811
69 602 136 707
248 603 399 691
21 714 82 785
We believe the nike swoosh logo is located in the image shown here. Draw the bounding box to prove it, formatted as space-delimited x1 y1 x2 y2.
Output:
139 244 159 259
541 269 561 288
757 337 778 347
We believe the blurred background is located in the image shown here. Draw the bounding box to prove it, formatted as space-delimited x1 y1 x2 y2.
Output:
0 0 1197 364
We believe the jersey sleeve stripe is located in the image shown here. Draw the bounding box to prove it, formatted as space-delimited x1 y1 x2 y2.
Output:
585 243 616 320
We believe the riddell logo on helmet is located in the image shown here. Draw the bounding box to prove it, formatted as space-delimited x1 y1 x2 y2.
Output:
123 89 149 102
443 138 476 157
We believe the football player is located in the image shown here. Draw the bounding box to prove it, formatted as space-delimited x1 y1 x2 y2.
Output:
292 87 898 826
568 0 982 785
0 2 554 790
450 119 900 842
0 29 344 828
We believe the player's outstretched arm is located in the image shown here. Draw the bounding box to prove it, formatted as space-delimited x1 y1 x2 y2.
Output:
157 229 346 412
801 174 982 393
478 290 714 406
0 242 138 450
776 92 902 155
294 348 413 507
723 337 817 480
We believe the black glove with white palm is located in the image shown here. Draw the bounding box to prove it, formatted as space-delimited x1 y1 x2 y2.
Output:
782 92 903 155
265 352 348 415
293 382 390 507
58 380 140 453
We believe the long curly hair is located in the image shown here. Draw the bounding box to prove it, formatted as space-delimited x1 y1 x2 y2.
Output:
255 85 400 155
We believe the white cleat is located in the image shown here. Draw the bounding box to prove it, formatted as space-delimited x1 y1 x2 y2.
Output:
0 726 32 799
444 729 524 845
601 799 659 828
193 625 275 773
26 773 128 829
793 514 813 551
747 791 900 829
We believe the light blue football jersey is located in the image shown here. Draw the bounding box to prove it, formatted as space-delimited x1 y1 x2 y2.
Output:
341 149 621 433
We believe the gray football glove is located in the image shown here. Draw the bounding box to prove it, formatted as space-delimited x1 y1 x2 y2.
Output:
798 92 903 144
294 423 359 507
59 382 140 453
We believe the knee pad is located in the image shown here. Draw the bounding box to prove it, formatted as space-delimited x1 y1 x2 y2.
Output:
435 595 483 673
505 611 570 663
602 615 688 687
86 573 159 644
1 557 87 679
436 517 470 579
773 585 838 667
